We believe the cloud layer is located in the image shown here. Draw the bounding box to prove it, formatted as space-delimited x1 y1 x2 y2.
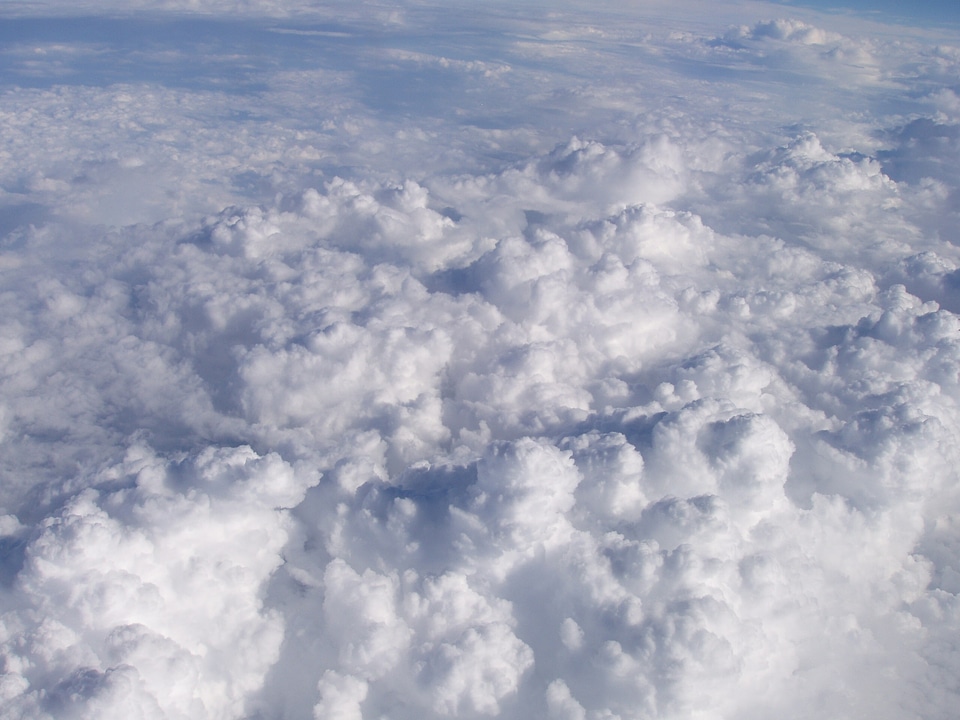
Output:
1 2 959 718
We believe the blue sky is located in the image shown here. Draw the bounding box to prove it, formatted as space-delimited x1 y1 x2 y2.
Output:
777 0 960 26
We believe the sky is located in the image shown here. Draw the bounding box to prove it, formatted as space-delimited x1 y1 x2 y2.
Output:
777 0 960 27
0 1 959 719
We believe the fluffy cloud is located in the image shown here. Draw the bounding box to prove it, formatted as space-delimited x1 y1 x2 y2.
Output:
1 1 960 719
0 445 314 719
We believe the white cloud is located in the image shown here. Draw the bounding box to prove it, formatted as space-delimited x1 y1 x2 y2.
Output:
1 445 315 719
730 18 843 45
1 1 960 719
313 671 367 720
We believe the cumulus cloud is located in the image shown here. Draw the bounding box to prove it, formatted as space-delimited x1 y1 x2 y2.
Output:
0 445 315 719
1 1 960 719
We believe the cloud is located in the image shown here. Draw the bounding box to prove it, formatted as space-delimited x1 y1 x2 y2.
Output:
727 18 844 45
1 445 315 719
1 1 960 719
4 129 960 718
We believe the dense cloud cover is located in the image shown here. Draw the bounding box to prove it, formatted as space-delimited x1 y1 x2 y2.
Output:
1 1 959 718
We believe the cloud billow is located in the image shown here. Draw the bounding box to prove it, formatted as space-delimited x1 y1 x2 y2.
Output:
0 2 959 719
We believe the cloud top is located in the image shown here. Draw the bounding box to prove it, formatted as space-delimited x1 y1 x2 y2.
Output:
1 1 959 719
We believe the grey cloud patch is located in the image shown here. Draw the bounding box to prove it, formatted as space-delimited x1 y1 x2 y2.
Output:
878 118 960 187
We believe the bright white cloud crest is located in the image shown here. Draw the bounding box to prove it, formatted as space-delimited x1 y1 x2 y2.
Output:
0 1 959 718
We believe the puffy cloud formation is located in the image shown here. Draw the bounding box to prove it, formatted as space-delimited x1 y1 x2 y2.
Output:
0 445 314 718
1 1 960 719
